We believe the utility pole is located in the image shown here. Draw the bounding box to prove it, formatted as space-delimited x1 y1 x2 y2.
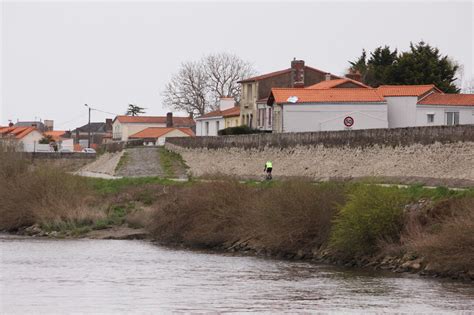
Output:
85 104 91 148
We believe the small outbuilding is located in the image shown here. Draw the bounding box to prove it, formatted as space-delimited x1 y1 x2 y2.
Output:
129 127 194 146
268 88 388 132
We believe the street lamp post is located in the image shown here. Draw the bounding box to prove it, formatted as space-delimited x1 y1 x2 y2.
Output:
85 104 91 148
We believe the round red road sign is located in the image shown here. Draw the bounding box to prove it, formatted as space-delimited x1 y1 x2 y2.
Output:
344 116 354 127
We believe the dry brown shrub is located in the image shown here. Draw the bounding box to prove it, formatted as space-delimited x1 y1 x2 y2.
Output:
403 197 474 272
147 179 346 253
0 148 104 231
148 180 254 247
247 181 346 253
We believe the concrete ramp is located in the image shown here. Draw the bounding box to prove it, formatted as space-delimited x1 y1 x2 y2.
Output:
115 147 166 177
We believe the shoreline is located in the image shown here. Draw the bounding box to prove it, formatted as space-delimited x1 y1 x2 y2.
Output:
6 226 473 282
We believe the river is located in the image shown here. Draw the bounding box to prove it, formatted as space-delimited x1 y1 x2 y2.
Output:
0 235 473 314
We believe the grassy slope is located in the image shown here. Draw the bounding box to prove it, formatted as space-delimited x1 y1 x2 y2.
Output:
158 147 189 178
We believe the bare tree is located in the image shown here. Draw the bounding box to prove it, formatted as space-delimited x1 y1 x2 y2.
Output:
463 77 474 94
162 52 256 116
163 61 209 116
204 53 256 106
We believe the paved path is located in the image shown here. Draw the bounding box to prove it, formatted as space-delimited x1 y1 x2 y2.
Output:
116 147 166 178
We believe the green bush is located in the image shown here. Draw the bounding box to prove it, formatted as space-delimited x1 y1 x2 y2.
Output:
218 126 263 135
330 184 411 258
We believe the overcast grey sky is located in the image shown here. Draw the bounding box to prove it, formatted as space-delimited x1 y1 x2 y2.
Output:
1 0 473 130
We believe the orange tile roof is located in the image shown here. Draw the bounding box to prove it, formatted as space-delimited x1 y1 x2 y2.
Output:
306 78 369 89
114 115 195 126
0 126 38 139
43 130 66 141
377 85 441 97
197 106 240 119
129 127 195 139
269 88 385 104
418 93 474 106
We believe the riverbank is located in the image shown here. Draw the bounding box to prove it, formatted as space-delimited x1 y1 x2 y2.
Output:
1 148 473 281
6 177 473 281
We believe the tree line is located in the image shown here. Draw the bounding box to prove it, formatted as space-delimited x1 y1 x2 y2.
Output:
349 41 460 93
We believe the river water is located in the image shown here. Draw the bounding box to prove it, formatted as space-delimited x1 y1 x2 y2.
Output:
1 235 473 314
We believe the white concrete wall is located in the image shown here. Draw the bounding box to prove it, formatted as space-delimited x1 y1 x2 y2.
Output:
416 106 474 126
20 130 45 152
281 103 388 132
157 129 192 145
196 117 224 136
386 96 418 128
60 138 74 151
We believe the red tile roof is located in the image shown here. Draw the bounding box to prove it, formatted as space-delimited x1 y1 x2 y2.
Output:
306 78 369 89
377 85 441 97
269 88 385 104
0 126 38 139
418 93 474 106
114 115 195 126
129 127 195 139
197 106 240 119
238 66 340 83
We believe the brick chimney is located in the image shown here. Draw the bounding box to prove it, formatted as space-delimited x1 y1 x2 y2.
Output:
291 58 305 88
346 71 362 82
166 112 173 128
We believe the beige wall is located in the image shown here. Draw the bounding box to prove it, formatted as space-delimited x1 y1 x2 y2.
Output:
240 82 258 128
167 142 474 184
224 116 241 128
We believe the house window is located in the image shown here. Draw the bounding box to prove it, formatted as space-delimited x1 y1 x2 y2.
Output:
247 84 252 102
445 112 459 126
268 108 272 126
427 114 435 124
205 121 209 135
258 108 265 127
216 120 220 131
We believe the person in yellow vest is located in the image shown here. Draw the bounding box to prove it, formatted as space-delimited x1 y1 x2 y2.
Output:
264 160 273 179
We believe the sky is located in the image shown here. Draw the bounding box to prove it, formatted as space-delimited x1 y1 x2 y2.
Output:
1 0 473 130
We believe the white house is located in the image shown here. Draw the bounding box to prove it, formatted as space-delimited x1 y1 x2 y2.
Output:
0 126 44 152
416 93 474 126
376 85 474 127
268 88 388 132
112 113 195 141
129 127 194 146
267 82 474 133
195 97 240 136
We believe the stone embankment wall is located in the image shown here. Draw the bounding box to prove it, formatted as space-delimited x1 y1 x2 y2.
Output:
166 125 474 185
